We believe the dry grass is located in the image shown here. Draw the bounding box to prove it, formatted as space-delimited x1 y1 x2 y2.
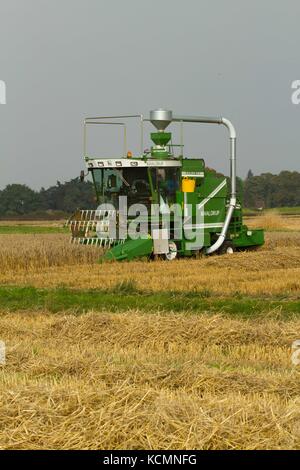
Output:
0 310 299 450
0 231 299 297
0 216 299 273
246 213 300 231
0 234 100 270
0 218 299 449
0 220 65 227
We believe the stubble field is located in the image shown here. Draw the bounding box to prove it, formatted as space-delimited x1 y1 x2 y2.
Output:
0 213 299 449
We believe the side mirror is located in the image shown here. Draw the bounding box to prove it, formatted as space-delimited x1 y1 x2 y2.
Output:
80 170 85 182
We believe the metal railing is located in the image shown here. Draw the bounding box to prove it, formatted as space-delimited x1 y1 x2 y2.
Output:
84 114 144 158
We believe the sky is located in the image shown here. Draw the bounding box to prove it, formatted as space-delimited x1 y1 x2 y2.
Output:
0 0 299 190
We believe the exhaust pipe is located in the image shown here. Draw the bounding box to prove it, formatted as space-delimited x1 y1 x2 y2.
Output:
172 115 237 254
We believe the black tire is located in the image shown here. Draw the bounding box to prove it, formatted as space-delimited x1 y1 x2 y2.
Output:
218 241 235 255
163 241 178 261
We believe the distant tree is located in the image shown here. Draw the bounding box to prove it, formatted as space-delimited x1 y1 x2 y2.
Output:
0 184 42 215
244 171 300 208
0 178 96 217
40 178 95 213
246 169 254 179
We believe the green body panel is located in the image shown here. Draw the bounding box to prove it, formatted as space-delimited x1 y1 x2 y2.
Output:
151 132 171 146
181 158 205 174
176 190 225 240
176 159 228 248
232 227 265 248
151 132 172 158
177 231 211 253
101 238 153 262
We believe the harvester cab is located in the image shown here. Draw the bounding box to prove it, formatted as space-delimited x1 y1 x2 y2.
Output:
67 109 264 261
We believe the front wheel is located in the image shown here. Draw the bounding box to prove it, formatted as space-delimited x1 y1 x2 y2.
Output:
218 241 235 255
164 241 178 261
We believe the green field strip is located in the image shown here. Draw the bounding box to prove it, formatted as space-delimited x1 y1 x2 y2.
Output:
0 286 299 319
0 226 68 234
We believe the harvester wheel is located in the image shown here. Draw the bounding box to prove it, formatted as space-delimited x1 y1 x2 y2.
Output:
218 241 235 255
164 241 178 261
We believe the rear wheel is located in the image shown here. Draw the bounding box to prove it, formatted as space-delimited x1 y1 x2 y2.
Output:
218 241 235 255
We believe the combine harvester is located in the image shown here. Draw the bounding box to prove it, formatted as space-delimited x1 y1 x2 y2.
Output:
68 109 264 261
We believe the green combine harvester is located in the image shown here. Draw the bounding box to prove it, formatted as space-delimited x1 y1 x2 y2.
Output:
68 109 264 261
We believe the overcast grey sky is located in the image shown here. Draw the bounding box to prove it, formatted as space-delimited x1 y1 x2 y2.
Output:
0 0 299 189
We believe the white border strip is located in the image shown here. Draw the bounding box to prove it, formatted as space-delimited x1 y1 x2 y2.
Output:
86 158 182 168
182 171 204 177
184 223 224 229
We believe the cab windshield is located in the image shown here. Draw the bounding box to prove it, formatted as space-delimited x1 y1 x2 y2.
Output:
91 167 180 209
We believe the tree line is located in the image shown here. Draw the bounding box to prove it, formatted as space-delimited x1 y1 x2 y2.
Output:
0 179 95 217
244 170 300 208
0 170 299 217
